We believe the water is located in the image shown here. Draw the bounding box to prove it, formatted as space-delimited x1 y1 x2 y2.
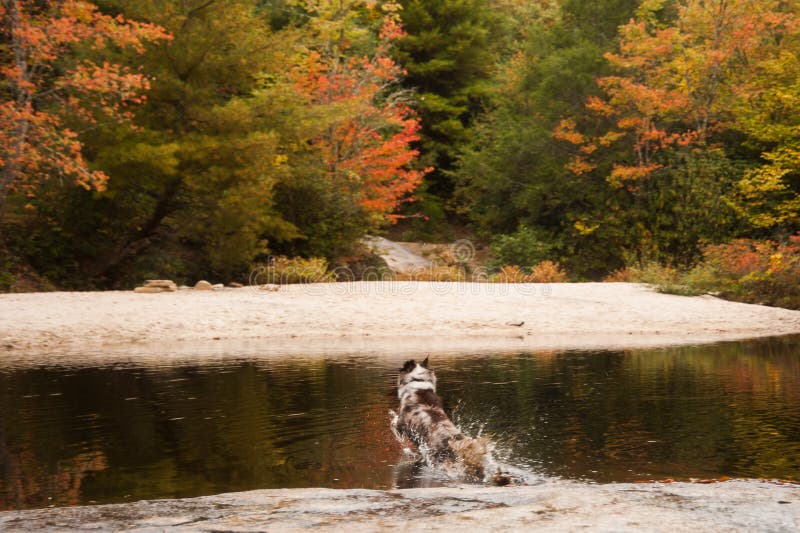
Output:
1 336 799 510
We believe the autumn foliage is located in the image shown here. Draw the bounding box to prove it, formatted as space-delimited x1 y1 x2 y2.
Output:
556 0 800 194
3 0 800 295
0 0 170 210
291 3 430 222
698 236 800 308
627 234 800 309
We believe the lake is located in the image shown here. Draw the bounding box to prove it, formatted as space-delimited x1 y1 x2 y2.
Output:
1 335 799 510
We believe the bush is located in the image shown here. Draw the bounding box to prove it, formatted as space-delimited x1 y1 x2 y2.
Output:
258 256 334 284
394 266 467 282
603 268 633 282
628 262 677 285
622 235 800 308
0 270 13 292
489 226 554 269
489 265 528 283
528 260 568 283
622 261 706 296
489 261 567 283
680 262 723 295
698 236 800 308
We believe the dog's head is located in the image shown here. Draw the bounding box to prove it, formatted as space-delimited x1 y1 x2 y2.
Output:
397 357 436 397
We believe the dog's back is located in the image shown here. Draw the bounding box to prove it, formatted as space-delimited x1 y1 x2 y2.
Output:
394 358 488 478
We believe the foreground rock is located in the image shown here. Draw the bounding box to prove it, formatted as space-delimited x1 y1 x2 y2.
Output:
1 481 797 531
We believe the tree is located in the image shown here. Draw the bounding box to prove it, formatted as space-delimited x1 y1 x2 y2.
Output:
49 0 299 284
0 0 169 215
556 1 792 184
290 1 428 223
0 0 429 287
454 0 641 275
552 0 798 265
729 6 800 230
260 0 430 259
393 0 506 219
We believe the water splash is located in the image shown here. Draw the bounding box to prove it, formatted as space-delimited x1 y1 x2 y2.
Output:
387 408 542 487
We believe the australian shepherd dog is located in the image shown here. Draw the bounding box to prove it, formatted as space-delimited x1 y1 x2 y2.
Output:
391 357 508 483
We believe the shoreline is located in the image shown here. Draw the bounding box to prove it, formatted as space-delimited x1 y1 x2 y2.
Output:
2 282 800 359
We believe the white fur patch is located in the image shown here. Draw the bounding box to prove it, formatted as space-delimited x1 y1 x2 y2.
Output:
398 380 435 398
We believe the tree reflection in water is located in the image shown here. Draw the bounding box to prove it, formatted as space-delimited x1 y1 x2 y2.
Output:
1 335 798 510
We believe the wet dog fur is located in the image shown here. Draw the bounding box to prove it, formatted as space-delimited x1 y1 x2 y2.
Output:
391 357 490 480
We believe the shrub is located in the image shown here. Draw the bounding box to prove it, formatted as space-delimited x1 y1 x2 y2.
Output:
394 266 467 282
259 256 334 284
489 261 567 283
620 262 706 296
603 268 633 282
489 226 554 269
489 265 527 283
528 260 567 283
679 263 723 294
698 236 800 308
624 235 800 308
0 270 14 292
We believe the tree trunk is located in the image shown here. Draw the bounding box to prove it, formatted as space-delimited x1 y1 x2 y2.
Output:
0 0 32 219
84 179 182 280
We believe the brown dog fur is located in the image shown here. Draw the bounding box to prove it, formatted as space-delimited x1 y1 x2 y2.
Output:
391 357 489 479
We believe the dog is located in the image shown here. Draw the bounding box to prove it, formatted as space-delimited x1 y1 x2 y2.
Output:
391 357 500 481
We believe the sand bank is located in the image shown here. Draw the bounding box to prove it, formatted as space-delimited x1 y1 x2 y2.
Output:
1 282 800 358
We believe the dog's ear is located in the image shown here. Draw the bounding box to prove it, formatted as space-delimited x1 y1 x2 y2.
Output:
400 359 417 373
421 356 429 368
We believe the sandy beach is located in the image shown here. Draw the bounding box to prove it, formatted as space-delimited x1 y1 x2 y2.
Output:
2 282 800 357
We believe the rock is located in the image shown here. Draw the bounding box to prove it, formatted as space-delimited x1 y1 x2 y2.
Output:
212 283 224 290
134 279 178 293
143 280 177 291
178 285 191 290
259 284 280 292
134 286 169 293
194 280 214 290
3 481 800 532
227 282 244 288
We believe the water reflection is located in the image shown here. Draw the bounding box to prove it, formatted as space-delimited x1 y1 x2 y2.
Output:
1 336 799 510
443 340 800 484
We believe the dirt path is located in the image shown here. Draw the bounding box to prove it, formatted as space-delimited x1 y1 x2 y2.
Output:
362 235 433 272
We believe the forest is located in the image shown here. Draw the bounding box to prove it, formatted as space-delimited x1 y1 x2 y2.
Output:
1 0 799 307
